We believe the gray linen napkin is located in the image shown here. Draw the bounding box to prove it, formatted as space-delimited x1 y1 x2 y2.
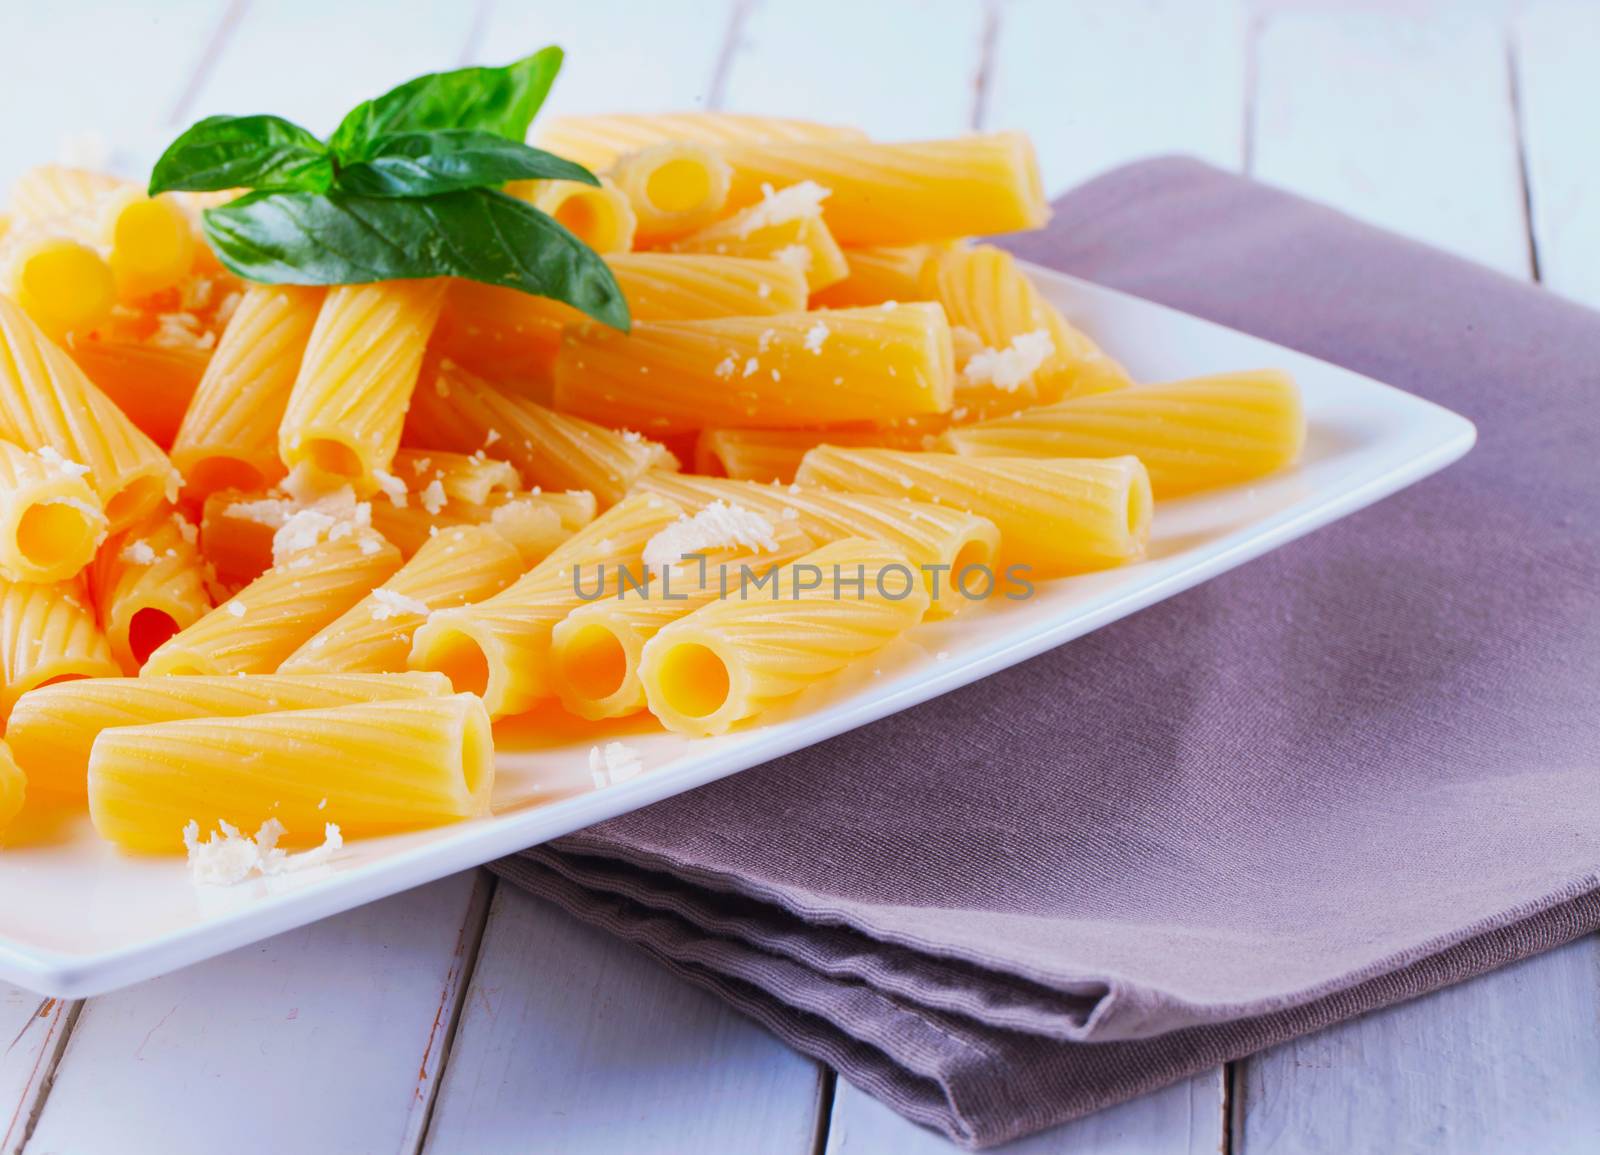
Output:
492 157 1600 1148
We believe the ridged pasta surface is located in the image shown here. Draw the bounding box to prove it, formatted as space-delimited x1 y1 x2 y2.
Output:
8 670 449 798
88 694 493 852
0 437 107 582
672 209 848 291
67 338 210 450
535 113 866 172
610 254 808 319
0 577 119 719
90 507 211 673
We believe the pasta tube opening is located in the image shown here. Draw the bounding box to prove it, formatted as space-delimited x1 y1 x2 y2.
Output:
415 620 496 700
611 143 732 241
508 178 636 254
127 606 183 667
650 640 734 724
551 621 632 709
10 236 115 337
185 455 269 499
106 194 196 300
104 475 167 528
15 500 100 572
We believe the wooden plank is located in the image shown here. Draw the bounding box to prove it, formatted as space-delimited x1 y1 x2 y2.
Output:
1516 0 1600 308
182 0 480 135
0 0 228 188
23 873 490 1155
1234 935 1600 1153
985 0 1247 195
721 0 986 138
828 1068 1225 1154
421 885 825 1155
473 0 739 117
1251 8 1529 276
0 990 75 1155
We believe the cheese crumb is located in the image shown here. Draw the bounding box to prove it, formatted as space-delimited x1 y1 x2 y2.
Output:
226 600 247 618
373 469 408 508
737 181 831 236
34 446 90 479
587 741 644 788
961 329 1055 392
370 587 432 621
714 356 737 379
773 244 811 272
643 500 778 570
183 819 344 886
420 478 447 515
803 322 830 354
119 539 157 566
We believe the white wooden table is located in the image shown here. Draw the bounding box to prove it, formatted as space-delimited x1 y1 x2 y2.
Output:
3 1 1598 1151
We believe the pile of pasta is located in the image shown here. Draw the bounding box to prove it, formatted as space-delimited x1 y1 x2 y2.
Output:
0 112 1305 861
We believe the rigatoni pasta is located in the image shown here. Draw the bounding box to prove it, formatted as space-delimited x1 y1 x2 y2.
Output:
608 142 732 243
506 177 636 254
88 693 493 852
66 336 211 450
671 191 849 292
8 670 451 799
90 507 211 673
536 112 866 171
0 739 21 837
0 577 120 720
0 437 107 582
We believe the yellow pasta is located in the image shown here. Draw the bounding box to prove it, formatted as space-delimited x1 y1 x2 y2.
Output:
608 141 731 243
3 233 116 340
406 361 679 506
0 577 120 720
794 447 1152 575
98 188 197 302
635 471 1000 618
89 506 211 673
536 112 867 172
720 133 1049 245
0 437 107 582
0 739 21 837
7 164 126 222
552 303 955 435
280 525 524 674
926 244 1129 408
694 426 937 483
8 670 450 800
391 448 521 506
430 280 566 390
171 284 324 498
67 336 210 450
410 492 682 718
279 280 447 494
197 488 278 592
143 531 403 676
810 243 946 308
0 294 175 531
640 537 929 736
370 489 595 563
610 253 809 319
88 693 493 853
507 177 636 254
672 200 849 292
550 509 814 721
941 370 1307 498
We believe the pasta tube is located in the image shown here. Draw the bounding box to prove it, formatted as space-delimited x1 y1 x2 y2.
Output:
7 165 126 222
550 508 813 721
927 244 1129 406
3 233 116 340
67 337 210 449
430 280 566 389
410 492 682 718
610 253 809 319
536 112 866 171
0 577 120 720
635 472 1000 618
0 437 107 582
99 189 197 302
0 739 21 837
171 284 324 498
941 371 1307 497
608 142 731 242
197 488 279 591
639 538 929 736
810 243 946 308
8 670 450 799
370 489 595 563
720 133 1050 245
405 362 678 506
672 198 849 291
279 280 447 495
280 525 525 674
88 693 494 853
694 426 937 484
89 506 211 673
506 177 636 254
552 303 955 435
0 294 177 531
391 448 520 506
794 447 1152 575
143 532 403 676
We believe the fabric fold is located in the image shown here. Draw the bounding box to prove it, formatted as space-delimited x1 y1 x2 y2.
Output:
495 157 1600 1148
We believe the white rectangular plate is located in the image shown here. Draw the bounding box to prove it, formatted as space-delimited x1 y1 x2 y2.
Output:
0 264 1475 997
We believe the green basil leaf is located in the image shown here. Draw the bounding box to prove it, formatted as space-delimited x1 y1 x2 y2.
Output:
149 115 332 194
329 47 564 159
202 188 628 330
334 130 597 198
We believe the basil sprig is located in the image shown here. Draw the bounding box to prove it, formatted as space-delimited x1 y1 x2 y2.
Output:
148 47 628 330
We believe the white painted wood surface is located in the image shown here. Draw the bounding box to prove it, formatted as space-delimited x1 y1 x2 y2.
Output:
1 2 1596 1153
422 886 825 1155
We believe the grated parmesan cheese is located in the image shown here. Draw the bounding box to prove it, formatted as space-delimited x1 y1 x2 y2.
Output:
34 446 90 479
772 244 811 272
803 322 830 354
714 356 737 379
119 539 157 566
226 600 247 618
587 741 644 788
420 478 447 515
961 329 1055 392
373 469 408 508
182 819 344 886
369 587 431 621
736 181 831 236
642 500 778 571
